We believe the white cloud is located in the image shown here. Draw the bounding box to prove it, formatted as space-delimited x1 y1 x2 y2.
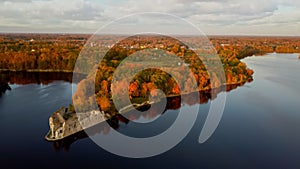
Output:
0 0 104 32
0 0 299 35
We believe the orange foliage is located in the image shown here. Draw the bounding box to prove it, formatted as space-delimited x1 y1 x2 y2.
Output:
172 84 180 95
96 97 111 111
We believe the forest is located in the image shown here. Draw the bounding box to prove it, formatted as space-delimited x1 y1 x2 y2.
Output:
71 35 256 112
1 33 299 112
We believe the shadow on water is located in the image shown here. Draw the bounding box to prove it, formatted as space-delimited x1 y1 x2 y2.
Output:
0 71 86 97
51 82 249 151
0 70 250 150
0 71 85 85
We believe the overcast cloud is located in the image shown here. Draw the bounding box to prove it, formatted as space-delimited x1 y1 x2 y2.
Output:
0 0 299 35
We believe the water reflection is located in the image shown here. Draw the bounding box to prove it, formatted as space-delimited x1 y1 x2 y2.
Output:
0 71 250 150
51 83 247 150
0 71 85 85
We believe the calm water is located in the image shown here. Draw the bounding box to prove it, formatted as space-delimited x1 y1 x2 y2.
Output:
0 53 300 169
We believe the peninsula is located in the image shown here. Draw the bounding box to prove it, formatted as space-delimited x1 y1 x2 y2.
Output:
1 33 299 141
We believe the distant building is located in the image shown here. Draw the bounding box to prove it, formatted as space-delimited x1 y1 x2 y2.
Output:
220 43 230 47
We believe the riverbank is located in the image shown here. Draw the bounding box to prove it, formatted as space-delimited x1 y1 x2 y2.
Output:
45 100 153 141
45 79 249 142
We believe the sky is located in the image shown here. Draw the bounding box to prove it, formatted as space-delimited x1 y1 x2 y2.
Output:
0 0 300 36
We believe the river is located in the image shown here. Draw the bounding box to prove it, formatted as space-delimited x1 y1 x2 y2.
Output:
0 53 299 169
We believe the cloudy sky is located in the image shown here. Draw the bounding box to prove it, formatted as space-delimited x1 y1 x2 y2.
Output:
0 0 300 35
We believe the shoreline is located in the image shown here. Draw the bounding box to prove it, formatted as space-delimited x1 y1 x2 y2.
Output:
45 101 152 141
45 81 247 142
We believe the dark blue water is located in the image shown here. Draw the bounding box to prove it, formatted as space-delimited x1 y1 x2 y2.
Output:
0 53 299 169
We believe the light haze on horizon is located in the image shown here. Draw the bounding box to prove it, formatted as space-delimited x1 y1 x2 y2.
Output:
0 0 300 36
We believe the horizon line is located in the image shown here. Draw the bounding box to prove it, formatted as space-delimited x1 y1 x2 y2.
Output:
0 31 300 37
